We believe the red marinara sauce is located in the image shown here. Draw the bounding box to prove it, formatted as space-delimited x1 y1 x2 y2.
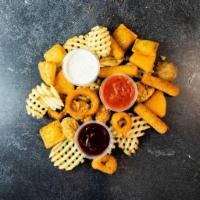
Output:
100 74 138 111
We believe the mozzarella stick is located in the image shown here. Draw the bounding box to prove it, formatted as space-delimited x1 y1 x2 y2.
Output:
134 103 168 134
141 74 180 96
99 65 138 78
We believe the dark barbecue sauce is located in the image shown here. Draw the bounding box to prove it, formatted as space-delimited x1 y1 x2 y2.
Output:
78 123 110 156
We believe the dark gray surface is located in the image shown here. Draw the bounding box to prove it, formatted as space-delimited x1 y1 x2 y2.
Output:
0 0 200 199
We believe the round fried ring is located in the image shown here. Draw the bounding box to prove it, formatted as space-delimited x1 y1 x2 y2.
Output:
111 112 132 137
65 88 100 119
91 155 117 175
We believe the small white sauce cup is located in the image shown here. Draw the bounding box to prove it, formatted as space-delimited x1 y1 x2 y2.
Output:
62 49 100 86
74 121 113 160
99 74 138 112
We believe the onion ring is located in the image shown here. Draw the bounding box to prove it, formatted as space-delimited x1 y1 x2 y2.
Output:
111 112 132 137
65 88 100 119
91 155 117 175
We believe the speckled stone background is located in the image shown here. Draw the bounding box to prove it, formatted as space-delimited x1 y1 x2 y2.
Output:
0 0 200 199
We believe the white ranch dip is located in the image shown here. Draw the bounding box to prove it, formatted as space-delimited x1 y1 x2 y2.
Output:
62 49 100 86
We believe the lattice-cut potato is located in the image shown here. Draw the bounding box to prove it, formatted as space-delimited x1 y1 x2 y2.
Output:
87 26 111 58
34 83 64 111
26 83 64 119
49 140 85 171
26 90 48 119
63 35 88 52
110 113 150 156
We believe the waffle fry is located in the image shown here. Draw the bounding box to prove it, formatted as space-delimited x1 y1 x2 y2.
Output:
110 114 150 156
77 78 101 91
49 140 85 171
77 83 100 92
127 113 150 136
24 24 181 175
35 83 64 110
26 83 64 119
116 136 139 156
87 26 111 58
26 91 48 119
64 26 111 58
88 82 100 91
63 35 88 52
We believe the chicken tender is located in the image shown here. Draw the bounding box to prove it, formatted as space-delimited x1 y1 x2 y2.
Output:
61 117 79 141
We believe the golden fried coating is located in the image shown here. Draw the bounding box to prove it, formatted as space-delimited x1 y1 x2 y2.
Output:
88 82 100 91
44 44 66 66
38 61 57 86
40 120 66 149
61 117 79 141
54 70 74 95
141 74 180 96
72 99 90 113
100 56 123 67
72 99 92 123
80 116 93 123
154 61 177 82
134 103 168 134
65 88 100 119
67 96 92 122
132 39 159 56
136 82 155 103
113 24 137 51
129 52 156 73
47 109 66 120
99 64 138 78
77 78 101 92
144 91 167 118
91 155 117 175
110 36 125 60
111 112 132 137
95 105 111 124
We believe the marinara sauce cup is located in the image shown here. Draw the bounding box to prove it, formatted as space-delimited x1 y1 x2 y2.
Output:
99 74 138 112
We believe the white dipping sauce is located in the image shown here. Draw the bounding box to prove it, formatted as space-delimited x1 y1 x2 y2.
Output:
62 49 100 86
